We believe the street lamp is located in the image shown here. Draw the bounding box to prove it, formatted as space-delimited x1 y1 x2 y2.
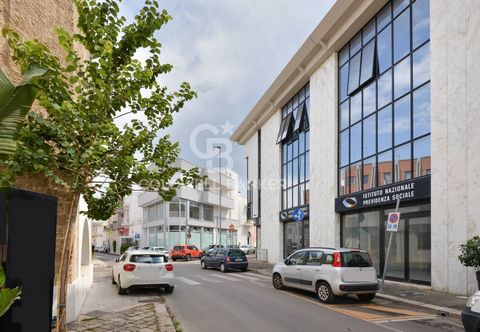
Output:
214 146 222 246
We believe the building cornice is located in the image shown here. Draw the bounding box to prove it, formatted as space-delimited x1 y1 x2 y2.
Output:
230 0 387 145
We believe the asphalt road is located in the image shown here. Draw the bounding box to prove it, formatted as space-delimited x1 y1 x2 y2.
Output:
95 253 464 332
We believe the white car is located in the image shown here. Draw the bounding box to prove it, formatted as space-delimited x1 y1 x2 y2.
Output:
148 246 170 258
112 250 174 295
272 247 378 303
239 245 251 254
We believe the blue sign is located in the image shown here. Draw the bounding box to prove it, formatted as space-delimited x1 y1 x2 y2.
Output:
134 232 140 239
292 209 305 222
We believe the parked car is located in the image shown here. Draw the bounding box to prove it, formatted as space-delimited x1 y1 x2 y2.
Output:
126 246 139 252
272 247 378 303
148 246 169 258
171 245 203 261
202 244 224 254
462 291 480 331
200 248 248 272
239 245 255 255
94 246 106 253
112 250 174 295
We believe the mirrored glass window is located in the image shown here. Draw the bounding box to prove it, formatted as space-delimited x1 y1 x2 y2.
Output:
378 69 392 109
412 0 430 49
351 123 362 163
350 92 362 124
394 56 411 99
413 83 430 138
393 8 410 63
394 142 412 182
378 105 392 152
377 25 392 74
414 135 431 177
413 42 430 88
394 94 411 145
363 81 376 117
363 114 376 158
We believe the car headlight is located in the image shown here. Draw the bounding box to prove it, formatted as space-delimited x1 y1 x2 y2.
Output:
467 294 480 308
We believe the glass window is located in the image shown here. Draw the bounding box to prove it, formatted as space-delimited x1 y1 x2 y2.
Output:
413 83 430 138
413 42 430 88
340 167 349 195
292 138 298 158
293 103 306 132
414 135 431 177
339 45 349 67
394 56 411 99
305 153 310 180
350 32 362 55
363 156 376 190
378 149 393 185
363 19 376 44
394 94 411 145
378 69 392 109
180 199 186 218
340 100 349 130
203 204 214 221
293 185 299 207
299 131 305 154
350 92 362 124
293 159 298 186
348 52 361 95
340 130 349 167
394 143 411 182
412 0 430 49
378 105 392 152
299 155 305 183
363 114 376 157
377 3 391 31
350 162 362 193
287 161 292 188
339 64 349 102
169 199 179 217
360 39 376 85
351 123 362 163
288 250 307 265
393 0 409 17
363 82 376 117
189 201 200 219
393 8 410 63
306 251 323 266
377 25 392 74
306 130 310 151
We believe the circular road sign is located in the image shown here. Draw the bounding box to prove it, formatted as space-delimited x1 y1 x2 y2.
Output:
292 208 305 222
229 224 234 232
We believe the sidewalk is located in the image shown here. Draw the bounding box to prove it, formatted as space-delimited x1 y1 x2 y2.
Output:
247 259 466 318
67 258 176 332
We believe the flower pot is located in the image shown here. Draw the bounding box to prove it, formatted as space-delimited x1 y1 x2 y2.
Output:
476 271 480 290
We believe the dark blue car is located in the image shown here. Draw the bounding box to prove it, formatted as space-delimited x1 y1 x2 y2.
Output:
200 248 248 272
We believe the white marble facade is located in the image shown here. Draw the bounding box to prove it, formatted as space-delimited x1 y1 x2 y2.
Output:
431 0 480 295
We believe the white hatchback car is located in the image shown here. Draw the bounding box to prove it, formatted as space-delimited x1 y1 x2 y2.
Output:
112 250 174 295
148 246 170 258
272 247 378 303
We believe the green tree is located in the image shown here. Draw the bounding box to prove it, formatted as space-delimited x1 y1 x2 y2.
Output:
2 0 201 330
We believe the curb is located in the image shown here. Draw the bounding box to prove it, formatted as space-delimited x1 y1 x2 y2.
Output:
376 293 462 319
154 303 176 332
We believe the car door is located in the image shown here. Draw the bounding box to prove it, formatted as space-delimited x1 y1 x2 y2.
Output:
282 251 307 289
301 250 324 291
214 249 226 268
204 249 217 267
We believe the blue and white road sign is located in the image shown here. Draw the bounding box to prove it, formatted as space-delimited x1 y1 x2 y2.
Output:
386 212 401 232
292 208 305 222
134 232 141 239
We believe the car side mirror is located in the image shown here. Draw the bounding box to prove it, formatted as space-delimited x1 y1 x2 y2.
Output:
114 258 119 262
283 259 290 265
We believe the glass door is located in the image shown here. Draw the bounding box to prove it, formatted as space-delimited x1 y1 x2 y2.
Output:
384 216 405 279
408 216 431 283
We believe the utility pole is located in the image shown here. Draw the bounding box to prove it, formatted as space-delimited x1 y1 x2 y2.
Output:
214 146 222 246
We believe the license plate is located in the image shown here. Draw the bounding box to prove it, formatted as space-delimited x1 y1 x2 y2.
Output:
235 258 242 262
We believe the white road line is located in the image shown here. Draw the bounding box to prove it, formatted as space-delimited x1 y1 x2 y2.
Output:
196 275 223 283
177 276 201 285
244 272 270 280
209 274 243 282
229 274 261 281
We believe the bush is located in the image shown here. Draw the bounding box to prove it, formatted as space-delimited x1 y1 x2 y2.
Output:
120 243 130 254
459 236 480 269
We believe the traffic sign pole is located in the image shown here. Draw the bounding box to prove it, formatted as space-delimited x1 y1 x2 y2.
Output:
380 199 400 291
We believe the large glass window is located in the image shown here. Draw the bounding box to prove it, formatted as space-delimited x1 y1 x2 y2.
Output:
144 202 164 222
281 84 310 210
203 204 214 221
189 201 200 220
338 0 430 195
169 198 186 218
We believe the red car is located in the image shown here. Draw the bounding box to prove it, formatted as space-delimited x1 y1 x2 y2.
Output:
171 245 203 261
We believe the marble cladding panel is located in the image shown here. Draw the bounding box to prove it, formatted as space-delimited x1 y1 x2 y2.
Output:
309 53 340 248
244 134 259 218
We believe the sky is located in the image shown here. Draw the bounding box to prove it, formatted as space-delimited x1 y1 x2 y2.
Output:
119 0 335 194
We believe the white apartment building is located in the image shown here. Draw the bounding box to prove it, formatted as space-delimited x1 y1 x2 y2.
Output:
138 159 251 250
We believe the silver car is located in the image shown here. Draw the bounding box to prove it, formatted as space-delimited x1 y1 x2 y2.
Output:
272 247 378 303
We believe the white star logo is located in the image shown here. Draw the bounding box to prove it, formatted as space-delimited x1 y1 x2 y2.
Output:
220 121 236 136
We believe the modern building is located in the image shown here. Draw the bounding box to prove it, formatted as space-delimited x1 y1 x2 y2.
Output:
231 0 480 295
138 159 251 250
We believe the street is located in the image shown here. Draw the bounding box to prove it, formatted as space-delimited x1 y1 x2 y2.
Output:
95 253 464 332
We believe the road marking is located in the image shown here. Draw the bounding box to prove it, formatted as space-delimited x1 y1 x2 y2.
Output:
177 276 201 285
209 274 243 282
196 275 222 283
229 274 262 281
244 272 270 280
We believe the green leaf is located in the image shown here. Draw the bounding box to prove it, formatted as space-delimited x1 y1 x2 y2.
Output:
0 287 22 317
0 265 5 288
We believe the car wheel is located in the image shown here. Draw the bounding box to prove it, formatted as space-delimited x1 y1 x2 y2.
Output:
164 285 174 294
220 263 227 273
201 261 207 269
357 293 376 302
186 254 191 261
272 273 284 290
316 281 335 303
118 276 127 295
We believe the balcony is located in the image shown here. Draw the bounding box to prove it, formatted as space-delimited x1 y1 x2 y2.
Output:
176 186 234 209
201 168 234 190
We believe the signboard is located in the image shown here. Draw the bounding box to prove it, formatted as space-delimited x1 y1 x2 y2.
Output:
229 224 235 232
335 176 430 213
292 208 305 222
386 212 401 232
279 205 309 222
134 232 140 239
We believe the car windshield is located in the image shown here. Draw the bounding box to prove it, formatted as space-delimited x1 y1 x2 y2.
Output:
130 254 166 263
173 246 184 250
341 252 371 267
229 249 246 257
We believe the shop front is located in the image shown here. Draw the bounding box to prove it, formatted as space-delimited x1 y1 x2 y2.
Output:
336 176 431 284
280 206 309 258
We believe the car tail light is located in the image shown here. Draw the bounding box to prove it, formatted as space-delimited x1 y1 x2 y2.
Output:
226 256 231 262
165 264 174 271
123 264 136 272
332 252 342 267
